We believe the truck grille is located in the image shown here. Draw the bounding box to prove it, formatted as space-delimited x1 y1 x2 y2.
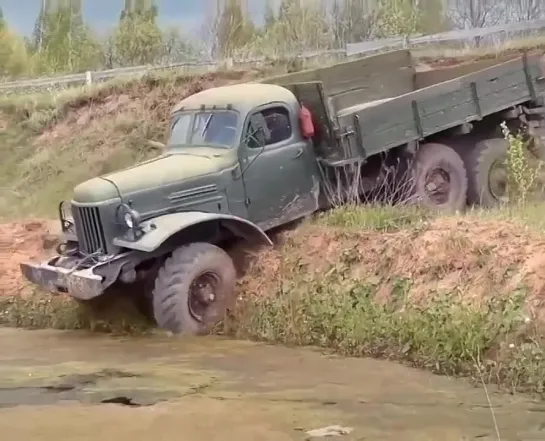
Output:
72 205 107 255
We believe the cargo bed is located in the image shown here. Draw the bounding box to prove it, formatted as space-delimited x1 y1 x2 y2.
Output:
334 53 545 160
267 49 545 164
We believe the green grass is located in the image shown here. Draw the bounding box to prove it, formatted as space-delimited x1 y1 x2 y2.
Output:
223 205 545 398
315 204 431 231
228 273 543 395
0 290 153 335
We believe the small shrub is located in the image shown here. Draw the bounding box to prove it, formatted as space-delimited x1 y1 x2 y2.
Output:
501 121 543 204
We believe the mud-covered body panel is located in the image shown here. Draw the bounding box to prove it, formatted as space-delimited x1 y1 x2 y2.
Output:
20 83 321 299
114 212 272 252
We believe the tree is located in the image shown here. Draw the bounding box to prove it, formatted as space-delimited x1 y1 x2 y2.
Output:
264 0 277 29
111 10 163 66
161 26 198 63
375 0 421 37
418 0 449 34
32 4 102 74
507 0 544 21
271 0 332 54
233 0 332 60
330 0 379 47
449 0 505 29
0 28 31 78
120 0 159 21
32 0 46 52
215 0 255 58
0 7 6 31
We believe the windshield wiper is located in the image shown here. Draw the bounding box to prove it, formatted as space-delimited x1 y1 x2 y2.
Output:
201 114 214 137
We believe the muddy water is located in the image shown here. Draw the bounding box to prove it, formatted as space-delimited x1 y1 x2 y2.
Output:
0 329 543 441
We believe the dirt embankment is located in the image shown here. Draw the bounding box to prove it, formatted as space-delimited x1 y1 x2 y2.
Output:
240 216 545 321
0 220 59 297
3 215 545 321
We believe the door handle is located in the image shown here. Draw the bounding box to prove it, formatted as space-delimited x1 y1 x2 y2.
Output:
293 148 304 159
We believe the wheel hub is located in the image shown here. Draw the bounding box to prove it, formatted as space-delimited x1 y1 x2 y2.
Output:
488 159 509 202
424 168 451 205
188 272 220 322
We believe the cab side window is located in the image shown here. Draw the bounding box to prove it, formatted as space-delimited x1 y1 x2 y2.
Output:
247 106 292 148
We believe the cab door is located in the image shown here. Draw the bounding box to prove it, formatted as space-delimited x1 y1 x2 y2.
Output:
239 103 320 231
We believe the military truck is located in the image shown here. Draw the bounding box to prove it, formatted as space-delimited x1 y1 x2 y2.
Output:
20 49 545 335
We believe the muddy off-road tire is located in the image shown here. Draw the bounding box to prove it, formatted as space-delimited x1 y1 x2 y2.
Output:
464 138 509 208
413 143 468 211
152 243 237 336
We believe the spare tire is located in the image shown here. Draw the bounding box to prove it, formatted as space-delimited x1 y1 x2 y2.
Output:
413 143 468 211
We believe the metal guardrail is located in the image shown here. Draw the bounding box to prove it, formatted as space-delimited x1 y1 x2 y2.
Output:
346 18 545 55
1 19 544 94
0 61 219 92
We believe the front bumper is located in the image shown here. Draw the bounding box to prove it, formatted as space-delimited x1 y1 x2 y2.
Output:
20 261 104 300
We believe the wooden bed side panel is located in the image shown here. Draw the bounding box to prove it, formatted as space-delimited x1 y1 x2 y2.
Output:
263 50 416 109
342 54 543 158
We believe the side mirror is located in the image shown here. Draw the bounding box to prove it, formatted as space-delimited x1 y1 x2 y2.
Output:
249 114 271 146
245 126 267 149
241 127 269 175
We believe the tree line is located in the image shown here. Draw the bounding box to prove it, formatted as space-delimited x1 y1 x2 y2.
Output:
0 0 543 80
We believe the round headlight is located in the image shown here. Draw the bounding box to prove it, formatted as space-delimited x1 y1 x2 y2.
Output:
124 212 134 228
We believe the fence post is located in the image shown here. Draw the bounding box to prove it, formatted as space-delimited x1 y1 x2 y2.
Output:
85 71 92 85
221 58 234 70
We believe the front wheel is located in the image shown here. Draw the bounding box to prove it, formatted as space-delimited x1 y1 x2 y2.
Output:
152 242 237 335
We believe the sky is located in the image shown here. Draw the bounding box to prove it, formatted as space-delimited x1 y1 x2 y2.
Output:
0 0 275 36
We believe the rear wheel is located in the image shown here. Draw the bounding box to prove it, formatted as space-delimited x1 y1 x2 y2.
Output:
464 138 509 207
412 143 468 211
152 242 237 335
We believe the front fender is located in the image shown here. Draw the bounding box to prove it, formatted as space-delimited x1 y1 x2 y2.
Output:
113 212 273 253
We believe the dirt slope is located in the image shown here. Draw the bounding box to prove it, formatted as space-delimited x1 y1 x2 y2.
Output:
0 220 59 297
239 216 545 321
3 215 545 324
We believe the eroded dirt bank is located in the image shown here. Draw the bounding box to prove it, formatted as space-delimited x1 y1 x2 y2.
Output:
0 219 59 297
240 215 545 319
0 328 543 441
2 212 545 395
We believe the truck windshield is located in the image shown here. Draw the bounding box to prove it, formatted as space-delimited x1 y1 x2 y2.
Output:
169 110 239 148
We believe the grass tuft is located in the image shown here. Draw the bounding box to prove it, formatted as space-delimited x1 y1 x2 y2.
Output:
316 204 430 231
0 291 153 335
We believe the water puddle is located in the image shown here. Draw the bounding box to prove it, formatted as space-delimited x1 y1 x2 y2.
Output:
0 328 543 441
0 368 178 408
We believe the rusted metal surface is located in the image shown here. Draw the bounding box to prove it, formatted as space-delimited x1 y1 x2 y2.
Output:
20 261 104 300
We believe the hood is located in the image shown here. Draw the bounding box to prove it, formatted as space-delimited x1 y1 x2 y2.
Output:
73 149 236 204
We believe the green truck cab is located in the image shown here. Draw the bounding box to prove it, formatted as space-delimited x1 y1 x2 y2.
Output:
20 50 545 335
